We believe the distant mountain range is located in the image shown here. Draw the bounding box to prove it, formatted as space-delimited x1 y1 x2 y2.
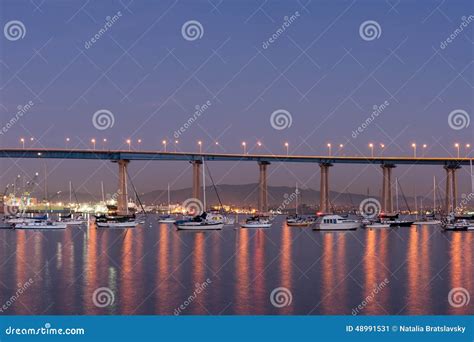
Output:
52 183 441 210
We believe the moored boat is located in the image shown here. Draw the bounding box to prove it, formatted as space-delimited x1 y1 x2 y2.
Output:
158 215 176 223
15 220 67 229
174 212 224 230
286 215 314 227
365 222 391 229
240 216 272 228
314 215 359 231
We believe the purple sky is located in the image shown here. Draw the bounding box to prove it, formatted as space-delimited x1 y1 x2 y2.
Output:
0 0 472 199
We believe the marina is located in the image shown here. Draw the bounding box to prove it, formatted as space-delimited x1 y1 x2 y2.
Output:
0 215 472 315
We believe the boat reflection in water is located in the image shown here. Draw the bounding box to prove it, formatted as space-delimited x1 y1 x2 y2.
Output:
0 216 472 315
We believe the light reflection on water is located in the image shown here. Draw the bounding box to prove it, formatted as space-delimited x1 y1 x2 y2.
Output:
0 216 472 315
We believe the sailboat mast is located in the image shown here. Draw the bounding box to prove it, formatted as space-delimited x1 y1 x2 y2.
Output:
69 181 72 204
101 181 105 203
395 177 399 213
125 168 129 215
295 183 298 215
433 176 436 213
167 183 171 215
470 159 473 193
202 157 206 211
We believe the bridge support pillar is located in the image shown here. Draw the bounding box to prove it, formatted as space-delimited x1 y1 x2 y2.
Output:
191 160 202 202
444 165 460 213
319 163 332 214
381 164 396 213
258 161 270 213
117 159 129 215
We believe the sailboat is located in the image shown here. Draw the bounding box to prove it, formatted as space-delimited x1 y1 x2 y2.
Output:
413 176 441 225
59 181 86 225
96 170 141 229
379 178 414 227
286 184 314 227
442 160 474 230
175 158 224 230
158 184 176 223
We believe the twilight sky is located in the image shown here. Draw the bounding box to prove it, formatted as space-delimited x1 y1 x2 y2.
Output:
0 0 472 201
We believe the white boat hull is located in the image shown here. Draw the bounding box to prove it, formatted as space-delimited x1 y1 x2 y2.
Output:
175 222 223 230
240 223 272 228
365 223 391 229
97 222 138 228
63 220 86 225
158 219 176 223
287 221 313 227
412 220 441 225
16 223 67 229
315 222 359 230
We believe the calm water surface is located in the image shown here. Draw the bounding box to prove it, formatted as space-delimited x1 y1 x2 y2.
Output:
0 215 473 315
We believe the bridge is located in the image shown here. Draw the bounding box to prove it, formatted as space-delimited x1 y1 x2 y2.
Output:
1 148 472 215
